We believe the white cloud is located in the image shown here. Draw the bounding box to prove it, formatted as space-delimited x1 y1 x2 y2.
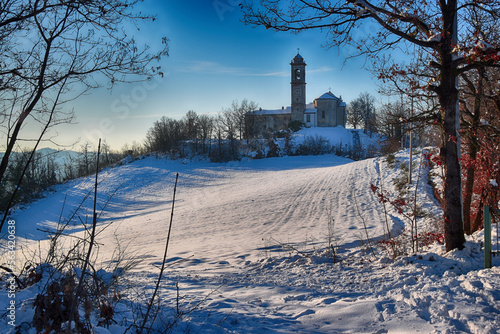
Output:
308 66 335 74
177 60 250 75
177 60 334 77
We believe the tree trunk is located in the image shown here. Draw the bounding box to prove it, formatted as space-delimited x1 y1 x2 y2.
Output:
438 10 466 250
463 164 476 234
0 111 30 184
472 195 484 232
463 68 484 235
441 95 465 250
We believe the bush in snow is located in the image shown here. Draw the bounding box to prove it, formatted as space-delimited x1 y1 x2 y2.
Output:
32 271 88 334
16 233 134 333
295 135 332 156
288 120 304 133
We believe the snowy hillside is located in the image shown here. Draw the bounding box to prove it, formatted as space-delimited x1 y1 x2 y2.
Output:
293 126 382 149
1 151 499 333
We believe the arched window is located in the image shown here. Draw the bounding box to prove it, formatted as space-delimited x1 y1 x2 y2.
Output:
295 69 301 80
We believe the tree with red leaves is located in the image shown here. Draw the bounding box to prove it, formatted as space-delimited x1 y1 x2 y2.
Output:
459 7 500 235
461 66 500 234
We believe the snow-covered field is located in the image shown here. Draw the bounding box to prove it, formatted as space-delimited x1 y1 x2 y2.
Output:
1 150 500 333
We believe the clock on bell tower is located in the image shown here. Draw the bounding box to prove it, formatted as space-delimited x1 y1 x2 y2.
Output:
290 50 306 123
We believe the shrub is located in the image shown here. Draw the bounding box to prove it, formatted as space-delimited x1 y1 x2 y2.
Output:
386 153 396 167
296 135 332 155
33 272 89 334
288 120 304 132
267 138 280 157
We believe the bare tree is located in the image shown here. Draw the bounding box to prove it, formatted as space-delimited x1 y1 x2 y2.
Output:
374 53 445 151
198 114 214 154
145 116 183 154
346 102 364 129
183 110 200 152
241 0 500 251
220 109 239 158
229 99 258 140
0 1 77 42
0 0 168 197
349 92 377 134
378 100 406 143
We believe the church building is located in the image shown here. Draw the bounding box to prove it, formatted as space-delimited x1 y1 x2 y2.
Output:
249 52 347 134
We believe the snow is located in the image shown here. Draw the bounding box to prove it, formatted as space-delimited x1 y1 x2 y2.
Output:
1 147 500 333
427 33 442 43
476 39 493 51
293 126 355 146
293 126 382 149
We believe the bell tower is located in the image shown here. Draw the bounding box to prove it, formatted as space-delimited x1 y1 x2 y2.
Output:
291 50 306 123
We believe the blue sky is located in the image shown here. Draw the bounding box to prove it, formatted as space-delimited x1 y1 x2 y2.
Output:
54 0 381 150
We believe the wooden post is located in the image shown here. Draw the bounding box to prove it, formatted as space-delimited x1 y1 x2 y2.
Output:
485 206 492 269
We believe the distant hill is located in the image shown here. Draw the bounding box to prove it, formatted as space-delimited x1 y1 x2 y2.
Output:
35 147 82 165
0 147 80 162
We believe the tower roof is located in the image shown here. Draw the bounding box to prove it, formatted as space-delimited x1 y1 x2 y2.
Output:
291 53 305 64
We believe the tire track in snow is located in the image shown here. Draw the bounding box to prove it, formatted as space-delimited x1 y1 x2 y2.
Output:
258 166 332 238
154 156 395 269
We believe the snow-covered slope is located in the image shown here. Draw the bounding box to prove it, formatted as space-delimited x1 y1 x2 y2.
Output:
7 154 395 271
1 152 499 333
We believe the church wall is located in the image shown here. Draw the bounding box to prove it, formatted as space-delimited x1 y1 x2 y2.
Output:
338 105 347 127
249 113 290 136
315 99 346 127
304 112 316 127
316 99 333 127
268 114 290 132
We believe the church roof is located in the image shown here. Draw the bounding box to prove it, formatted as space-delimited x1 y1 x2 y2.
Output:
252 107 291 115
316 91 340 100
252 103 320 116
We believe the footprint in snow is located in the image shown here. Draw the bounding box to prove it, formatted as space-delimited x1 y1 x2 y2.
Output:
283 294 308 302
320 297 337 305
293 309 315 319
